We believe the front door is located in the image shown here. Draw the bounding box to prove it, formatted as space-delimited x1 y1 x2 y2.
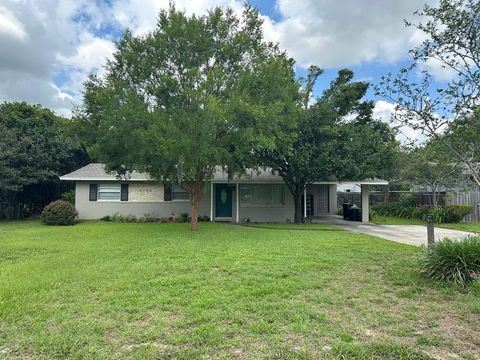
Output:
215 184 233 218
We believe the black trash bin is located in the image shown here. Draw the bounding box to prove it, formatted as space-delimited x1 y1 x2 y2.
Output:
342 203 352 220
350 207 361 221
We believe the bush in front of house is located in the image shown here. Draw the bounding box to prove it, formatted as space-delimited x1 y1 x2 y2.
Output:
100 213 210 223
420 236 480 286
41 200 78 225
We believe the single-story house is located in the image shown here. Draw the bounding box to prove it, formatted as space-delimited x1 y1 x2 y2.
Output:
60 163 387 222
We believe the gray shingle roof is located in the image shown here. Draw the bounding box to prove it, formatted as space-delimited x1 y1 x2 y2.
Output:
60 163 151 181
60 163 388 185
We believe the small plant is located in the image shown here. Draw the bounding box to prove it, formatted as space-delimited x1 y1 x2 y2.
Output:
109 213 137 223
177 212 190 223
41 200 78 226
420 236 480 286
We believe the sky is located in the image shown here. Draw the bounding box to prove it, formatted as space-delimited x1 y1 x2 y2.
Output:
0 0 444 140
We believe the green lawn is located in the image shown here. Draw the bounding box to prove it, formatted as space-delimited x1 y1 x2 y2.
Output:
438 222 480 233
1 221 479 359
372 215 480 233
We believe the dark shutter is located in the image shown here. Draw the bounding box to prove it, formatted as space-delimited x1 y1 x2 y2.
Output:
89 184 97 201
164 183 172 201
121 184 129 201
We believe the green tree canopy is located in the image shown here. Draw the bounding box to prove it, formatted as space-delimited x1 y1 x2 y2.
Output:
376 0 480 185
261 68 398 223
76 5 299 230
0 102 87 205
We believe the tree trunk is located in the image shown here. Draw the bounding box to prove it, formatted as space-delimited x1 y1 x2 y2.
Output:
190 180 203 231
191 197 199 231
293 192 303 224
383 184 390 205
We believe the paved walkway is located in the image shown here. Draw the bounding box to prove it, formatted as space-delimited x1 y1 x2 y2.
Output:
313 216 474 246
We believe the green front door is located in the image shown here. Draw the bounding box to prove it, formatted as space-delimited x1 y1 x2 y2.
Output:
215 184 233 218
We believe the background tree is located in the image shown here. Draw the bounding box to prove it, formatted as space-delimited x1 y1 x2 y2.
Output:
376 0 480 185
403 141 463 207
0 102 88 215
76 5 299 230
445 109 480 184
262 68 398 223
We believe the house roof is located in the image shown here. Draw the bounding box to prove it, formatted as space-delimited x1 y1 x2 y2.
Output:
60 163 388 185
59 163 151 181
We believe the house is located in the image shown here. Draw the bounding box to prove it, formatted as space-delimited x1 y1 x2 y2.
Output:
60 163 387 222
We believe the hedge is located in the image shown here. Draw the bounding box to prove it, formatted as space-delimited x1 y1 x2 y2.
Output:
372 204 472 223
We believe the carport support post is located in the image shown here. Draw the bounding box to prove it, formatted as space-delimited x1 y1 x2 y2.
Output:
236 183 239 223
210 182 213 221
427 215 435 250
361 185 369 222
303 187 307 221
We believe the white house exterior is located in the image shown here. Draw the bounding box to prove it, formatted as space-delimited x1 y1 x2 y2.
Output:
60 163 387 222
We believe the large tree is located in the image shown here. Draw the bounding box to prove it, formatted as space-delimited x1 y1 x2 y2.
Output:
262 67 397 223
76 5 299 230
0 102 87 206
376 0 480 185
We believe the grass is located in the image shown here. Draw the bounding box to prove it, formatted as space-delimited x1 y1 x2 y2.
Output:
437 222 480 233
1 221 479 359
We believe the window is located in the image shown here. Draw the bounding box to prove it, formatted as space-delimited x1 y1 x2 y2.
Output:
98 184 121 201
240 184 285 206
173 185 189 200
164 183 189 201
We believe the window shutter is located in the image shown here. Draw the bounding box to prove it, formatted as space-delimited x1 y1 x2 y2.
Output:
121 184 129 201
89 184 97 201
164 183 172 201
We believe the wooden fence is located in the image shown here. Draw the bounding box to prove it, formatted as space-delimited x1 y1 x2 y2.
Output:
447 189 480 222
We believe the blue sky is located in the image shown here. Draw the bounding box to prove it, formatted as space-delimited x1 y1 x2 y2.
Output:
0 0 444 135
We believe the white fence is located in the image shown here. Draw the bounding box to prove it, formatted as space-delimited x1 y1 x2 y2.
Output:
447 188 480 222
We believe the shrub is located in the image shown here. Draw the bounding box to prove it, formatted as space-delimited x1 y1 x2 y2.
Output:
420 236 480 286
372 204 471 223
177 212 190 223
60 189 75 205
397 193 417 208
443 205 472 223
41 200 78 226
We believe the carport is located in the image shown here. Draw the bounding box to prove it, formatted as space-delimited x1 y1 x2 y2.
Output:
335 179 389 222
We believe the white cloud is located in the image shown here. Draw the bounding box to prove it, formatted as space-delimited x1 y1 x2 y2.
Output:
111 0 243 36
419 57 458 82
262 0 437 68
0 0 439 117
0 5 28 41
373 100 426 145
0 0 96 115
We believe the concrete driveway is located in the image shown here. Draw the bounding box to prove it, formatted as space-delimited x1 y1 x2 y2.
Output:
336 222 474 246
314 216 474 246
